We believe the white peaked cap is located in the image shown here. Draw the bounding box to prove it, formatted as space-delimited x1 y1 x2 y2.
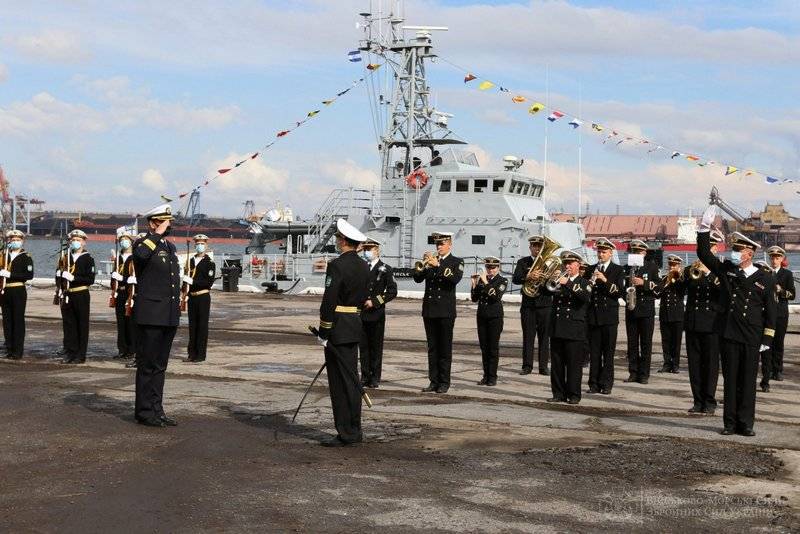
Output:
335 218 367 243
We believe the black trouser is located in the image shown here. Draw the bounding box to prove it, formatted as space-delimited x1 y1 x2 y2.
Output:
660 320 684 370
551 337 583 401
325 341 362 443
685 330 719 410
625 314 654 379
2 286 27 357
115 291 136 356
477 316 503 382
187 293 211 361
720 340 758 431
521 306 550 372
61 289 90 360
768 314 789 379
423 316 455 387
588 323 618 391
360 317 385 385
135 325 177 421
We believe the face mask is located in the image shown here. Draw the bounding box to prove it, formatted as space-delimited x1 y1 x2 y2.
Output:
195 243 206 254
730 250 742 264
120 239 131 249
8 241 22 250
70 240 82 251
363 250 374 261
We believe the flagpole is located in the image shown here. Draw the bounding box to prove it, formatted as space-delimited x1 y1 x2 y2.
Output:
543 64 549 218
577 82 582 221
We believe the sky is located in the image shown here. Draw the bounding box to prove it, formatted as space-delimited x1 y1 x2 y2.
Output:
1 0 799 219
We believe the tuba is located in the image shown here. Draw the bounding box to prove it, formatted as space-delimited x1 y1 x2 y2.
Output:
522 236 562 298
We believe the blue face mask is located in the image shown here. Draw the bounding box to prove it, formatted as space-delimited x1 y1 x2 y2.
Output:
363 250 375 261
8 241 22 250
195 243 206 254
120 239 131 249
70 240 82 251
730 250 742 264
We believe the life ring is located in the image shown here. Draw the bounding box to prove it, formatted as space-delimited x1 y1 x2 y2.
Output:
251 256 264 266
405 168 429 189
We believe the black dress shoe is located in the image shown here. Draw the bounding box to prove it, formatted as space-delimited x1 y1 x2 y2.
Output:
738 428 755 437
64 358 85 365
623 375 637 383
539 368 550 376
368 381 379 389
600 389 611 395
60 355 76 364
688 405 703 414
657 366 670 373
775 372 784 382
320 435 361 447
566 397 580 405
704 408 716 416
760 383 770 393
486 380 496 386
125 360 138 369
519 369 532 375
7 354 22 360
720 427 735 435
421 384 437 393
586 387 600 394
638 377 649 384
137 417 166 428
669 368 680 374
546 397 564 403
477 377 488 385
159 416 178 427
436 385 449 394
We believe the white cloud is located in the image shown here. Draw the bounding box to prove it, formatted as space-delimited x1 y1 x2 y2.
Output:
202 153 289 212
0 64 7 83
320 159 379 188
8 29 90 63
141 168 167 190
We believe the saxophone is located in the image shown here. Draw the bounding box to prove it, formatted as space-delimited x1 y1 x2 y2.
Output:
626 266 637 311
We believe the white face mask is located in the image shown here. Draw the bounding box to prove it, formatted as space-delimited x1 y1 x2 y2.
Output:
730 250 742 264
363 250 374 261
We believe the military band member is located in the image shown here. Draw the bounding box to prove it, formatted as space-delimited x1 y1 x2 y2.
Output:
684 231 723 414
185 234 216 363
512 235 552 375
1 230 34 359
548 251 591 404
111 231 137 360
697 207 776 436
471 257 507 386
359 238 397 389
764 246 794 387
60 230 96 364
585 238 624 394
125 233 146 369
133 204 181 427
413 231 464 394
578 260 592 368
623 240 659 384
316 219 369 446
655 255 686 373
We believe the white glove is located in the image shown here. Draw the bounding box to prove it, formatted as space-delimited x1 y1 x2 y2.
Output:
700 205 717 230
61 272 75 282
316 336 328 348
56 270 62 277
182 275 194 285
759 344 770 353
127 276 137 284
0 269 10 278
111 272 123 282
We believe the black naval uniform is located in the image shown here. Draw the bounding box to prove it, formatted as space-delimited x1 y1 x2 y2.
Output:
585 262 624 393
655 272 686 373
61 251 96 363
513 256 552 374
133 232 181 423
318 250 369 444
114 254 137 358
766 266 794 383
624 260 660 382
471 273 507 384
2 250 34 359
359 259 397 387
550 275 592 402
413 253 464 391
683 265 722 412
697 231 776 434
187 254 216 362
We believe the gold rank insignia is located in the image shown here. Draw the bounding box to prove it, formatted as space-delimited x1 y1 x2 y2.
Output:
444 268 452 277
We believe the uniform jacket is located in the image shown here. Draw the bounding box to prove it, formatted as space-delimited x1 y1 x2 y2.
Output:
550 275 592 340
683 266 722 333
654 271 686 322
623 260 660 318
114 253 134 295
696 231 777 346
361 259 398 322
319 250 369 344
189 255 216 293
6 250 34 284
470 274 507 319
69 252 96 288
772 267 795 318
512 255 553 308
585 262 624 325
412 253 464 318
133 232 181 327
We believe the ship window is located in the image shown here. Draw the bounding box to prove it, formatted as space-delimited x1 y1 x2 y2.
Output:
492 179 505 192
474 179 488 192
428 235 435 245
509 179 523 194
456 180 469 192
521 183 530 196
472 235 485 245
531 185 542 198
439 180 451 192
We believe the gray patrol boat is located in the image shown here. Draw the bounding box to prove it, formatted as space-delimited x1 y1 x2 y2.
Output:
230 8 587 293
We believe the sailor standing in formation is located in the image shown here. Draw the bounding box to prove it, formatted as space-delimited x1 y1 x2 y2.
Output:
548 251 591 405
585 238 624 394
60 230 96 364
133 205 181 427
623 240 659 384
316 219 369 446
413 232 464 394
471 256 507 386
656 255 686 374
359 237 397 389
513 235 552 376
1 230 34 360
112 231 137 360
185 234 216 363
762 246 794 390
697 205 776 436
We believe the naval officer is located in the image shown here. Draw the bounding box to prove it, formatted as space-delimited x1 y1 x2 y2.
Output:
316 219 369 446
763 245 794 389
185 234 216 363
470 256 507 386
512 235 552 375
413 231 464 394
655 254 686 374
60 230 96 364
359 237 397 389
1 230 34 360
133 204 181 427
111 230 137 360
623 239 659 384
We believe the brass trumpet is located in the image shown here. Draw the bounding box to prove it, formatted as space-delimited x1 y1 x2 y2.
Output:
414 251 435 272
689 260 706 280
